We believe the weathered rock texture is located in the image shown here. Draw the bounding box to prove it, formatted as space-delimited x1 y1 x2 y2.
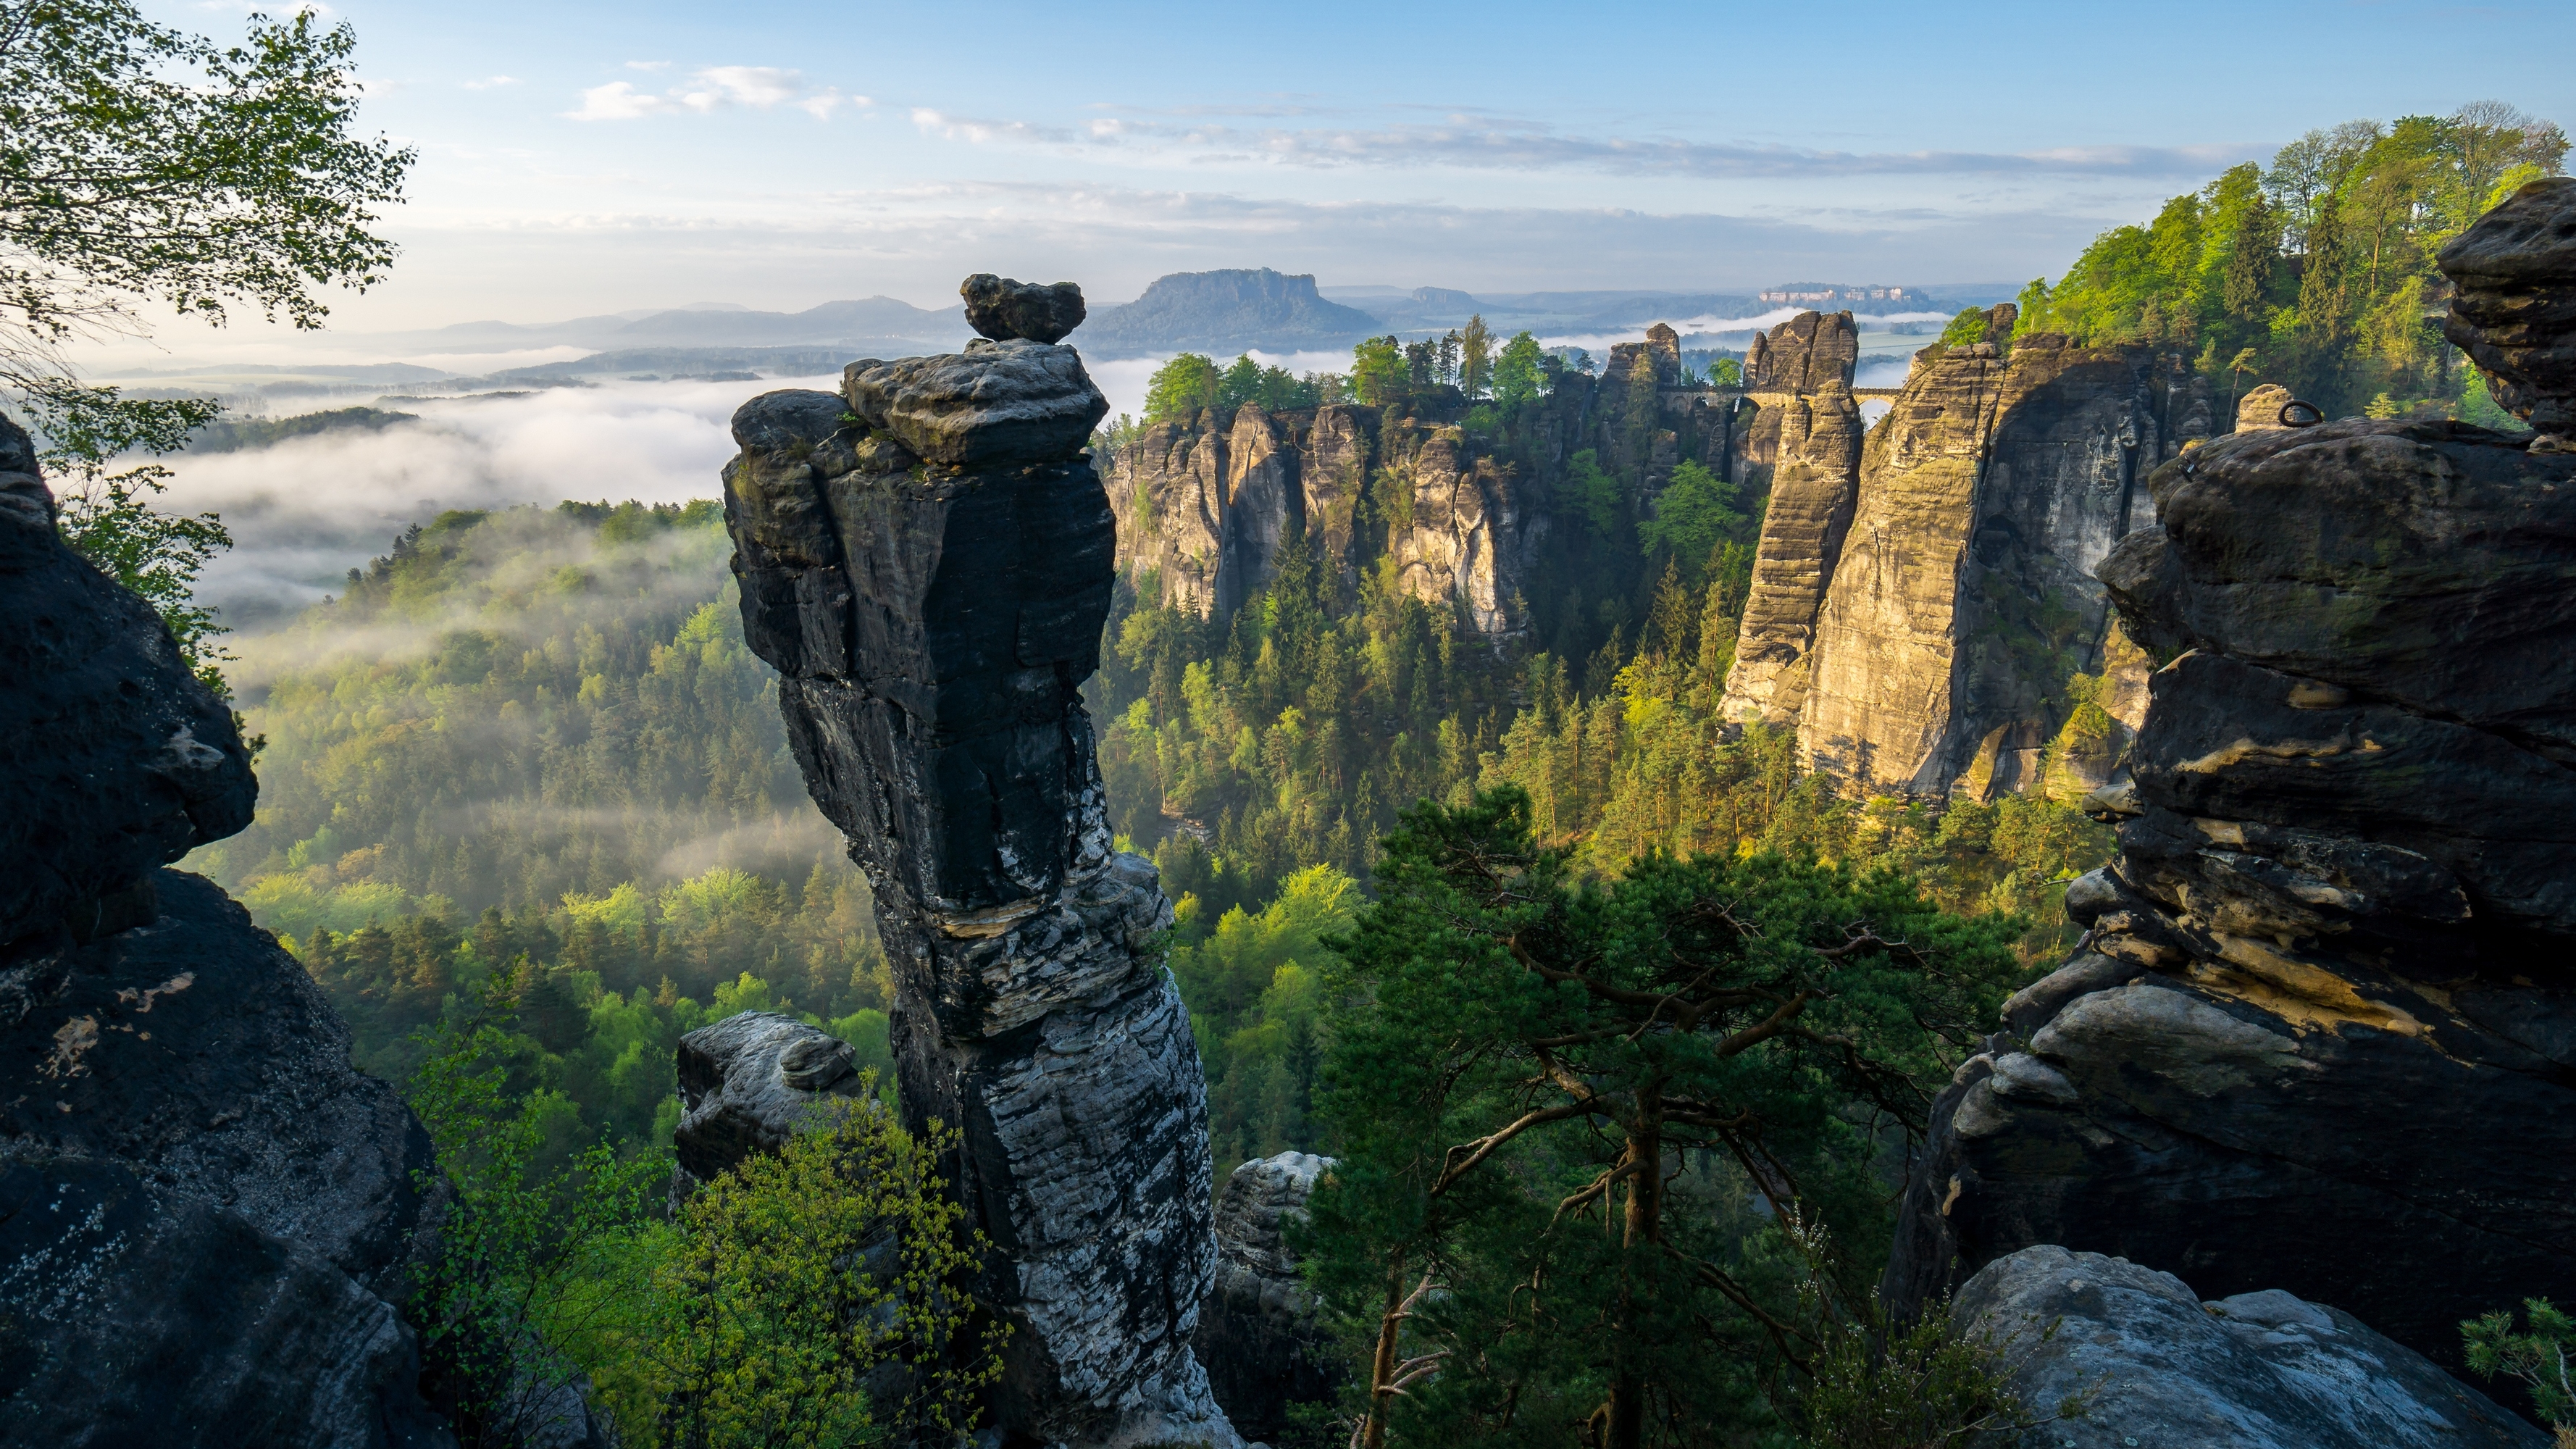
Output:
1193 1153 1340 1442
1106 401 1542 635
0 411 449 1446
668 1010 866 1203
722 301 1239 1448
2441 175 2576 440
1721 312 2204 797
963 274 1085 346
1955 1246 2546 1448
1880 196 2576 1381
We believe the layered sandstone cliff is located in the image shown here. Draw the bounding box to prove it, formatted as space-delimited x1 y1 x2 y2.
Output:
722 282 1239 1449
1880 178 2576 1377
1717 313 1865 724
1721 304 2215 798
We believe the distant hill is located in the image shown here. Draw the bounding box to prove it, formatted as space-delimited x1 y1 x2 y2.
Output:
359 298 969 357
1074 270 1383 356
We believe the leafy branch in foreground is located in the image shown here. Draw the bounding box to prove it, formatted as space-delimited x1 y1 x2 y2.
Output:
0 0 411 689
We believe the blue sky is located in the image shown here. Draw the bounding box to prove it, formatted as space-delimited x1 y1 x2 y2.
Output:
154 0 2576 330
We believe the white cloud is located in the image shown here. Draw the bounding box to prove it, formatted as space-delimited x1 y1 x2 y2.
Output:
569 66 856 122
920 107 2265 180
461 75 517 91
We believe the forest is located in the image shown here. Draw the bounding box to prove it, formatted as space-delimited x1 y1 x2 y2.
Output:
153 99 2568 1449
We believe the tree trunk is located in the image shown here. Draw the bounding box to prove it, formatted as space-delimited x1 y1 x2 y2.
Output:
1363 1260 1408 1449
1605 1103 1663 1449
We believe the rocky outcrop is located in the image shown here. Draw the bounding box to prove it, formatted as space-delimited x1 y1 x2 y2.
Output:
1741 317 2170 796
2441 175 2576 442
722 288 1240 1449
1108 401 1538 635
1195 1153 1340 1442
0 412 448 1446
1880 194 2576 1380
1744 309 1859 394
1956 1246 2546 1448
962 273 1084 346
668 1011 867 1203
1718 385 1861 725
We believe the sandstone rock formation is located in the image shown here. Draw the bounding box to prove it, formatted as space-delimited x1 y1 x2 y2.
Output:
667 1010 868 1203
1734 310 1860 482
2441 175 2576 443
1720 310 2197 798
1194 1153 1341 1442
1956 1246 2546 1448
1718 385 1861 725
1880 195 2576 1379
722 292 1239 1449
0 412 450 1446
962 273 1085 346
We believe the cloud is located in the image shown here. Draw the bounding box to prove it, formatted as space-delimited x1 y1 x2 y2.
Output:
626 59 673 72
926 109 2263 180
461 75 517 91
569 66 861 122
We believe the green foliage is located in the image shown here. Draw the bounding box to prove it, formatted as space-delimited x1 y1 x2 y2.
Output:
2020 104 2567 419
1938 308 1990 348
1351 336 1410 407
5 1 411 702
52 465 235 696
1144 352 1222 422
406 999 1001 1448
1300 787 2023 1448
1638 460 1744 568
1169 864 1358 1173
2464 1299 2576 1438
1489 330 1546 412
1456 315 1494 400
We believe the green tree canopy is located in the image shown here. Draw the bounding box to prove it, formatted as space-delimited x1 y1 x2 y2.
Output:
1491 330 1546 412
1142 352 1222 423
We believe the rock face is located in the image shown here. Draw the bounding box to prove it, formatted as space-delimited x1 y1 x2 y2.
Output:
1734 310 1860 482
1721 314 2189 797
668 1010 867 1203
1954 1246 2546 1449
962 274 1085 346
722 290 1239 1449
1718 385 1862 725
1107 401 1540 635
1194 1153 1340 1442
0 411 448 1446
2441 175 2576 441
1880 196 2576 1381
842 339 1108 467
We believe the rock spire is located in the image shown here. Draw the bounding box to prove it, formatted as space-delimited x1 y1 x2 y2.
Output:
720 285 1241 1449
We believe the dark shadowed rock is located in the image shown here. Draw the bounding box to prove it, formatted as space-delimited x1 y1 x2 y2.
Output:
961 274 1086 346
2441 175 2576 439
0 409 448 1445
1881 213 2576 1374
724 333 1237 1447
668 1010 866 1203
842 339 1109 468
1195 1153 1340 1441
1956 1246 2546 1448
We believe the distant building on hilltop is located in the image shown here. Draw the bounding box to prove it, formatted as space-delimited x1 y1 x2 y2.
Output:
1758 283 1920 305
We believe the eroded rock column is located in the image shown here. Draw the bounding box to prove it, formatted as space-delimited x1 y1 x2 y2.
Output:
722 277 1237 1449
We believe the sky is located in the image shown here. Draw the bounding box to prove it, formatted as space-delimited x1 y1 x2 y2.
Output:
122 0 2576 343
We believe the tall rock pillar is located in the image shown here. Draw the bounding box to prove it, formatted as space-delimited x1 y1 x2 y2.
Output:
721 277 1238 1449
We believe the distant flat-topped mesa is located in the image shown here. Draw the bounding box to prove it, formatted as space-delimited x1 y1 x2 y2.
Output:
1076 267 1382 356
1720 304 2215 801
720 283 1240 1449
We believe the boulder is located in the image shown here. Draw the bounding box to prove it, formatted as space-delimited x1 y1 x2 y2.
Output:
723 298 1239 1448
668 1010 866 1203
2235 381 2296 432
1195 1153 1341 1442
961 273 1086 346
1955 1245 2547 1448
842 338 1109 468
2440 175 2576 440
